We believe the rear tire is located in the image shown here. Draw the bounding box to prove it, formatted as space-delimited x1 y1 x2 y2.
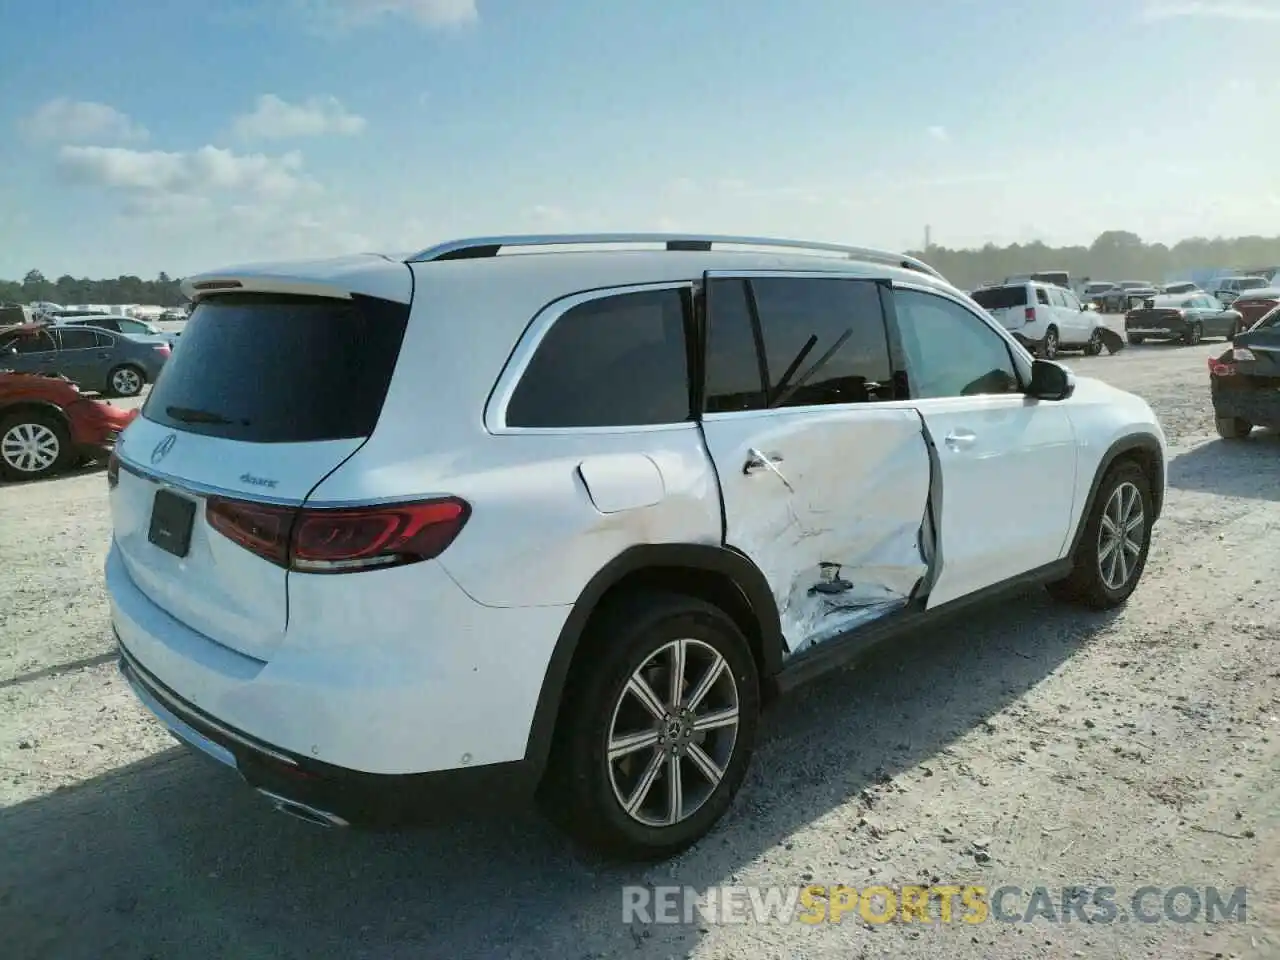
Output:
107 365 145 398
1128 334 1145 345
1183 323 1202 346
539 591 760 861
1046 460 1153 610
1215 417 1252 440
1039 326 1059 360
0 411 72 481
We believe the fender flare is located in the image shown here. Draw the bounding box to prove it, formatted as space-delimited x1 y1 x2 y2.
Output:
523 542 784 775
1068 432 1165 556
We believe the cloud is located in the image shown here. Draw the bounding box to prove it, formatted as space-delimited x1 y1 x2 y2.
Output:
1139 1 1280 20
928 125 949 141
20 98 148 143
232 94 366 140
306 0 478 28
56 145 311 200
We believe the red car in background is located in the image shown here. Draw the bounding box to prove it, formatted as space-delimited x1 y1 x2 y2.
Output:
0 372 137 481
1229 287 1280 331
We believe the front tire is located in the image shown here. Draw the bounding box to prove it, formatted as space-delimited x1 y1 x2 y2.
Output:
1216 416 1252 440
107 365 145 398
0 412 72 481
1183 323 1202 346
1084 329 1104 356
1046 460 1153 610
540 592 760 861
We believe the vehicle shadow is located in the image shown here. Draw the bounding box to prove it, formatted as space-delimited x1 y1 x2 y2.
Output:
1168 433 1280 502
0 459 106 486
0 591 1114 960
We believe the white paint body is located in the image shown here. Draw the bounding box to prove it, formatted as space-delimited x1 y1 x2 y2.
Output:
106 243 1166 777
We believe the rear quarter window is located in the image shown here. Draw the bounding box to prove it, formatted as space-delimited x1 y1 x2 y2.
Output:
142 293 409 443
970 286 1028 310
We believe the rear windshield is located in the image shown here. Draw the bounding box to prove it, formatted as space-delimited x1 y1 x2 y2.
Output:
970 286 1028 310
1237 278 1268 290
142 293 409 443
1032 272 1069 287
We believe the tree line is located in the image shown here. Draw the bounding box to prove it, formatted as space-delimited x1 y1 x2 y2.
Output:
0 269 187 308
910 230 1280 291
5 230 1280 305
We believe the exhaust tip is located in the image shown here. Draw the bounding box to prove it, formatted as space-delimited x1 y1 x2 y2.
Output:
256 789 349 828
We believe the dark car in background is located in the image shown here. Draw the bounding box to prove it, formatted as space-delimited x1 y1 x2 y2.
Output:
1125 293 1243 345
1208 304 1280 438
0 323 170 397
56 313 180 349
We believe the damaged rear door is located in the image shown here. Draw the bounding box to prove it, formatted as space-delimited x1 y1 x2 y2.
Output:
698 272 934 656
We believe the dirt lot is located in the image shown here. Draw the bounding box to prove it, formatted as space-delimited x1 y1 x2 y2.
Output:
1 328 1277 960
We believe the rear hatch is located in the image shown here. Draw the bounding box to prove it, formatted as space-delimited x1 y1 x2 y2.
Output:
969 285 1030 330
1232 310 1280 379
111 279 411 661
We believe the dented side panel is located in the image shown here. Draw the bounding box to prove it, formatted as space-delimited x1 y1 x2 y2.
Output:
699 406 934 656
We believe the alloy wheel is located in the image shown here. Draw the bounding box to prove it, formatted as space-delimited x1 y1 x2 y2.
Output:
1043 329 1058 359
1 422 60 474
1097 481 1145 591
606 638 740 828
112 368 142 395
1088 329 1103 355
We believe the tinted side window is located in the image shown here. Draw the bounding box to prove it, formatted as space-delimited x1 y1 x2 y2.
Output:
57 328 99 349
1036 288 1050 306
704 276 891 411
506 288 691 428
94 331 116 347
14 332 56 354
750 278 891 407
894 290 1021 400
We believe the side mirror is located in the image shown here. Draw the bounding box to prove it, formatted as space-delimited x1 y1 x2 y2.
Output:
1027 359 1075 401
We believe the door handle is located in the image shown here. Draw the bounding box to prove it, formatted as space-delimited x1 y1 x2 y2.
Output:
944 430 977 450
744 450 784 474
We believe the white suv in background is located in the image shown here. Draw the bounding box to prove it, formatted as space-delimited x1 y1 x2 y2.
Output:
970 280 1109 359
106 234 1167 859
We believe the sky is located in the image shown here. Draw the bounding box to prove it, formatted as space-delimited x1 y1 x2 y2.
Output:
1 0 1278 280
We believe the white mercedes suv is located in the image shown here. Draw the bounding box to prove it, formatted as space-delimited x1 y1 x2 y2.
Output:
106 234 1167 860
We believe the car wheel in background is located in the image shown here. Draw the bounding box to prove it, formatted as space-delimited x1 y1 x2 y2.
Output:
107 365 146 397
1127 334 1145 345
1046 459 1153 610
1039 326 1059 360
1182 323 1202 346
1084 329 1104 356
1215 417 1252 440
540 591 760 861
0 411 71 481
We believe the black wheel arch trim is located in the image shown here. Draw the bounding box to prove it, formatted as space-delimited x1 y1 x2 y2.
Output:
0 400 72 429
1068 433 1165 556
523 542 784 776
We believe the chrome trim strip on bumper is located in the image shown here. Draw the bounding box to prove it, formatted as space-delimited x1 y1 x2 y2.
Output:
116 640 298 767
119 655 238 769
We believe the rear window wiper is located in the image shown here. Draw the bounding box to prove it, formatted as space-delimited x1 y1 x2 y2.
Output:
165 405 243 426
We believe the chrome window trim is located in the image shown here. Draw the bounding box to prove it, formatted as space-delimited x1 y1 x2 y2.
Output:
486 280 701 436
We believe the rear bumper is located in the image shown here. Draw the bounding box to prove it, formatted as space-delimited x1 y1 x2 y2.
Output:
105 539 571 778
117 636 537 827
1212 381 1280 428
1126 327 1186 338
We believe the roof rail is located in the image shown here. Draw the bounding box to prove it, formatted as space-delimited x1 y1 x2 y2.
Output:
405 233 945 280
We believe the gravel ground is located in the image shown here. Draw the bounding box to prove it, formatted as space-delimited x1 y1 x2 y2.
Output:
1 326 1277 960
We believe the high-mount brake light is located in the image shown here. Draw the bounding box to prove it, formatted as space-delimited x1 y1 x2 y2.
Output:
205 496 470 573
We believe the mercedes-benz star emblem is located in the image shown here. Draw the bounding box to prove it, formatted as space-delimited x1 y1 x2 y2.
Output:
151 433 177 465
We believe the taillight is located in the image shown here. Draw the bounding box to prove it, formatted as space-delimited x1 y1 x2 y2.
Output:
154 344 171 357
205 496 470 573
1024 307 1036 323
107 450 120 488
1209 355 1236 377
